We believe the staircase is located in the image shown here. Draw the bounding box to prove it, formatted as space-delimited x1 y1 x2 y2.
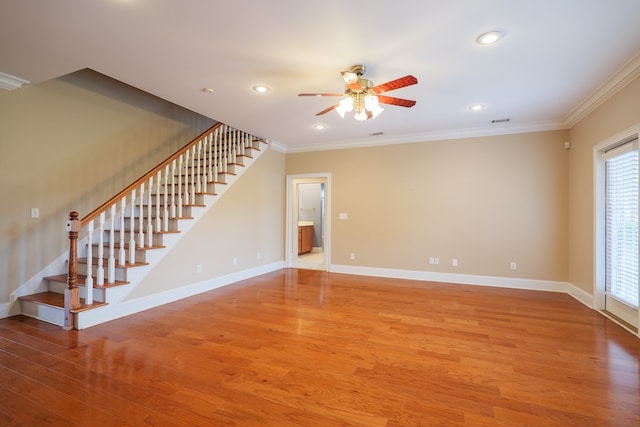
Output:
18 123 268 329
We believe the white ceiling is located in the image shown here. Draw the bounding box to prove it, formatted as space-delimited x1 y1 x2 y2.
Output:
2 0 640 152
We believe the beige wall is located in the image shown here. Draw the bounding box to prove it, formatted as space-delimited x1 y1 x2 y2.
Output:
128 147 285 299
568 75 640 294
287 130 570 281
0 69 215 302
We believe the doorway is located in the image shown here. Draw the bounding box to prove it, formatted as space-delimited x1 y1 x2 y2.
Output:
595 135 640 332
286 173 331 271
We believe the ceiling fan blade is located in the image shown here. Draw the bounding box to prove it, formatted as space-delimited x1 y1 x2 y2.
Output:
316 104 339 116
377 95 416 108
298 93 343 97
372 75 418 94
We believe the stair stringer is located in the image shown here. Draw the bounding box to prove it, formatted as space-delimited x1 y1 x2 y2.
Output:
72 143 276 329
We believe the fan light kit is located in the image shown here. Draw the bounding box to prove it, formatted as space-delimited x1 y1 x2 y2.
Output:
299 65 418 121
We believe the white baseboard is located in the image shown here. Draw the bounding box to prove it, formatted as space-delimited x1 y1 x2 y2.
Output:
75 261 284 329
330 264 594 307
0 301 19 319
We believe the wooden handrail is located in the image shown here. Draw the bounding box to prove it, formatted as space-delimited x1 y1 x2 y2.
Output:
80 123 222 227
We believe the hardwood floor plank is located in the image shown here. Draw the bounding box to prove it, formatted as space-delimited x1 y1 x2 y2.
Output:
1 269 639 426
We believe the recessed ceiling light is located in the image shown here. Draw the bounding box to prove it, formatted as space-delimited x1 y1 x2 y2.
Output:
201 87 214 93
313 123 327 130
469 103 486 111
476 30 504 45
252 85 270 93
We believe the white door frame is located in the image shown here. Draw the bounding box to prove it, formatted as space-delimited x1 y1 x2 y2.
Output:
286 173 331 270
593 124 640 335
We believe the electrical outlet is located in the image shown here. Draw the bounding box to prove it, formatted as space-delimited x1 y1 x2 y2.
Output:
196 264 202 273
434 257 440 265
510 262 517 271
452 259 458 267
31 208 39 218
350 252 356 260
429 257 434 265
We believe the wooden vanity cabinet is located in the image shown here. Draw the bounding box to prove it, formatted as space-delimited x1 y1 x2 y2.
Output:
298 225 314 255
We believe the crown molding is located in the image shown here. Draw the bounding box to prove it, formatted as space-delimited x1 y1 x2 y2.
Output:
564 51 640 127
285 120 566 153
0 71 30 90
268 140 288 153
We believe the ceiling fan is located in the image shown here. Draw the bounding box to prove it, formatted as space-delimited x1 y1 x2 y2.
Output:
298 65 418 121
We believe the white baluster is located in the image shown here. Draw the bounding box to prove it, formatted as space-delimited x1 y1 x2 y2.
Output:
190 145 196 206
196 139 202 194
203 134 210 193
97 212 105 286
138 182 145 248
163 164 169 232
129 189 136 265
147 176 153 248
177 155 183 217
213 128 219 182
85 220 94 305
243 131 248 154
183 149 190 206
108 204 116 284
234 128 238 163
223 129 229 174
232 137 237 165
170 159 177 219
119 197 126 267
155 170 162 233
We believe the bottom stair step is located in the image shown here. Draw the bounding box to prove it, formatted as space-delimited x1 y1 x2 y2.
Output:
19 291 108 312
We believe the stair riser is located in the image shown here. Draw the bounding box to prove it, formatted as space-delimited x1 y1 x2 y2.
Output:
181 163 238 174
48 280 107 303
122 205 195 219
103 231 165 247
78 263 129 282
149 193 207 206
90 246 149 263
107 218 181 233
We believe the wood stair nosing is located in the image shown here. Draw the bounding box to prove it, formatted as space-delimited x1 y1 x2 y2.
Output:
91 242 166 251
182 158 245 166
79 257 149 269
44 273 129 288
109 229 181 237
159 182 226 191
122 213 195 222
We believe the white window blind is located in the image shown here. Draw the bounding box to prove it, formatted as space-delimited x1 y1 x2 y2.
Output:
604 139 639 308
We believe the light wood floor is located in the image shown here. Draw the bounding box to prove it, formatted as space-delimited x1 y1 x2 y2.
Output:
1 269 639 426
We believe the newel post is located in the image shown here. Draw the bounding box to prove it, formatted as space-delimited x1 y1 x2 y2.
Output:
64 211 82 330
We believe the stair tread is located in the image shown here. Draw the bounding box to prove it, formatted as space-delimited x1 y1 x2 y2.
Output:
18 291 108 312
44 274 129 288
